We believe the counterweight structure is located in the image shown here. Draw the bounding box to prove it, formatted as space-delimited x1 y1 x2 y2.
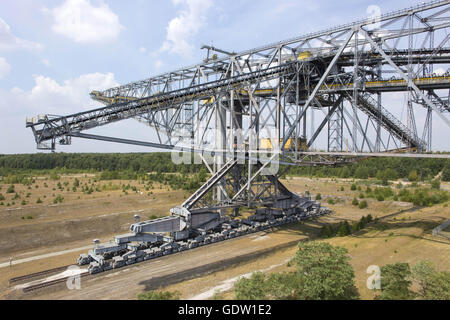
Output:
26 1 450 272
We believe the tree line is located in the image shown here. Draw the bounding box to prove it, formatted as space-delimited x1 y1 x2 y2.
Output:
288 157 450 181
0 153 202 175
0 153 449 181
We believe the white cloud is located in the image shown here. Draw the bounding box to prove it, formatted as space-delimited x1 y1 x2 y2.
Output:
0 71 121 153
139 46 147 54
0 72 119 117
155 59 163 69
160 0 213 57
48 0 123 44
273 1 318 14
0 57 11 79
0 18 43 51
41 58 51 67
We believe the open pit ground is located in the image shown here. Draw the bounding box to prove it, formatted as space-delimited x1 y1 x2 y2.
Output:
0 174 448 300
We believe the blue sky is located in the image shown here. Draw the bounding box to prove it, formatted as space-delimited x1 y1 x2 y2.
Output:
0 0 448 154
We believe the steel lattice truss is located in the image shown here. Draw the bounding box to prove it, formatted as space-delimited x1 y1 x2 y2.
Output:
26 1 450 209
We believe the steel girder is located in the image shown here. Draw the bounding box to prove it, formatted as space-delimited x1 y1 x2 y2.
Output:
26 1 450 166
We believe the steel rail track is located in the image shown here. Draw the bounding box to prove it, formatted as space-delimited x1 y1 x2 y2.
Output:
21 273 90 293
17 211 328 294
9 264 75 285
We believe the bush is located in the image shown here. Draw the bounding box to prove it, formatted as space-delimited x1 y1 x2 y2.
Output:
431 179 440 190
50 172 60 180
137 290 181 300
36 198 42 204
315 193 322 200
0 193 4 201
408 170 419 182
6 185 15 194
351 184 357 191
359 200 368 209
53 195 64 204
352 198 359 206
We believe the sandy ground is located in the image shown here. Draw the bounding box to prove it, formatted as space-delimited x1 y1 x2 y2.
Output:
1 175 449 300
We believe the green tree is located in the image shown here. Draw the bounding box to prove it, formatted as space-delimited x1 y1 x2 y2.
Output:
431 179 440 190
424 271 450 300
354 167 369 179
411 260 435 298
412 260 450 300
319 225 335 238
337 221 351 236
289 242 358 300
378 263 413 300
352 221 362 232
340 166 351 179
265 272 301 300
443 166 450 182
234 272 268 300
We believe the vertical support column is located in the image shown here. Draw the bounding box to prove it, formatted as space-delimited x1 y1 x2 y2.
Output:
230 60 235 155
295 68 300 158
231 60 244 215
376 60 382 152
423 107 432 152
426 31 434 152
407 13 418 148
352 28 359 152
276 46 282 149
302 61 309 142
215 100 227 210
327 98 343 152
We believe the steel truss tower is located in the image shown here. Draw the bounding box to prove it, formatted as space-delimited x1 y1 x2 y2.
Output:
27 1 450 213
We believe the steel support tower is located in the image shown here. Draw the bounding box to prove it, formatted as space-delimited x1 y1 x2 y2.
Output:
27 1 450 213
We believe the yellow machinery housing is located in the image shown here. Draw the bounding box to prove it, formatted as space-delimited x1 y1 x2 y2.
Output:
260 138 308 151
